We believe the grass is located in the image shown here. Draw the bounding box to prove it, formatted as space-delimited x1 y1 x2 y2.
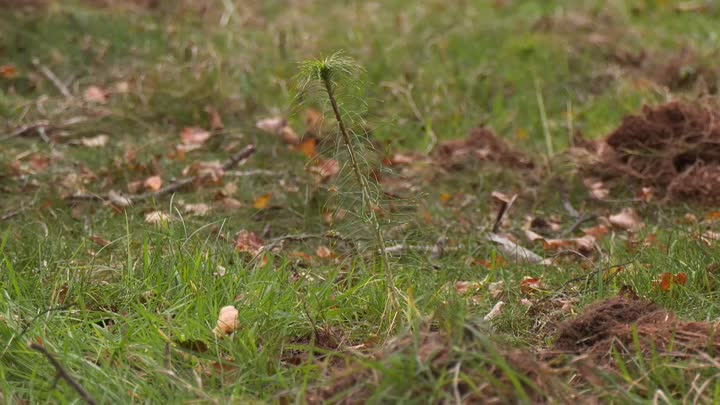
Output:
3 0 720 402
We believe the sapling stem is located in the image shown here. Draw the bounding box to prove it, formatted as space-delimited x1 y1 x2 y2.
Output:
320 73 395 291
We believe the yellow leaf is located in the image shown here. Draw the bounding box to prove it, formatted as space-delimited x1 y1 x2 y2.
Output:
253 193 272 210
515 127 529 141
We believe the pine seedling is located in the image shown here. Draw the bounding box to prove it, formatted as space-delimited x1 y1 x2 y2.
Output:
295 52 397 299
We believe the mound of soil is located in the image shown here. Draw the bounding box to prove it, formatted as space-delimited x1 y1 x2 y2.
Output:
588 100 720 202
433 127 534 170
555 295 720 361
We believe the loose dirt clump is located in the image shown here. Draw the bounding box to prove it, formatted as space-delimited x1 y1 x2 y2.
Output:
585 99 720 203
433 127 534 170
554 294 720 362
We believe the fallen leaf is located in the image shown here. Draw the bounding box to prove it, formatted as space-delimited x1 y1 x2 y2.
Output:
127 180 144 194
108 190 132 207
181 127 211 146
0 64 18 79
316 245 335 259
213 306 240 337
217 197 243 210
295 137 317 158
487 233 545 264
145 211 171 224
584 179 609 200
29 153 50 172
83 85 108 104
80 134 110 148
636 187 654 202
234 230 265 255
305 109 324 134
253 193 272 210
583 224 610 238
256 117 286 133
609 208 644 231
439 193 453 204
520 277 543 295
90 235 110 247
207 107 224 130
144 175 163 192
483 300 505 321
184 203 210 216
114 81 130 94
488 281 504 299
386 153 416 166
319 159 340 179
454 281 482 295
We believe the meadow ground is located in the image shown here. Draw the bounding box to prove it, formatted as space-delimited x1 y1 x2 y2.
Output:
3 0 720 403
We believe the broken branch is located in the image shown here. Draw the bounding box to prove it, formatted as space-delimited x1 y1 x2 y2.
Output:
29 343 97 405
32 58 72 99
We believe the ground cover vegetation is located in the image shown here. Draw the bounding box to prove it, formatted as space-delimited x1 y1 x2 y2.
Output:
3 0 720 403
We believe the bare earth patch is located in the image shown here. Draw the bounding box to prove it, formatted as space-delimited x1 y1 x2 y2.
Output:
580 99 720 203
554 294 720 363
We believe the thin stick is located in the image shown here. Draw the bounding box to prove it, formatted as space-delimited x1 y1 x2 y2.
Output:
32 58 72 99
29 343 97 405
66 144 256 204
5 116 96 139
1 206 28 221
561 213 598 237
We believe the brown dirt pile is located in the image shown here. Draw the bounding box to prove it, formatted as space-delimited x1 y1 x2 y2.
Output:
433 127 534 170
587 100 720 202
555 295 720 361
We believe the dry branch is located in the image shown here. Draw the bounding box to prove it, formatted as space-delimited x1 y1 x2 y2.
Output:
32 58 72 99
4 116 98 139
66 144 256 204
29 343 97 405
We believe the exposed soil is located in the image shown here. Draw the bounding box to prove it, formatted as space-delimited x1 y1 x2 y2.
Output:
585 99 720 203
433 127 535 170
554 295 720 362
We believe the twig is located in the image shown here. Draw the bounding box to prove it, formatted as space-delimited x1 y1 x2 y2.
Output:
560 257 639 289
491 193 517 234
561 213 598 237
66 144 256 204
1 206 28 221
262 231 357 253
384 243 464 256
225 169 282 177
32 58 72 99
5 116 99 139
29 343 97 405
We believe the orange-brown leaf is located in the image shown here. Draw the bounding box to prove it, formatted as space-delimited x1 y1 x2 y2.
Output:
234 230 265 255
295 138 318 159
253 193 272 210
144 175 163 191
